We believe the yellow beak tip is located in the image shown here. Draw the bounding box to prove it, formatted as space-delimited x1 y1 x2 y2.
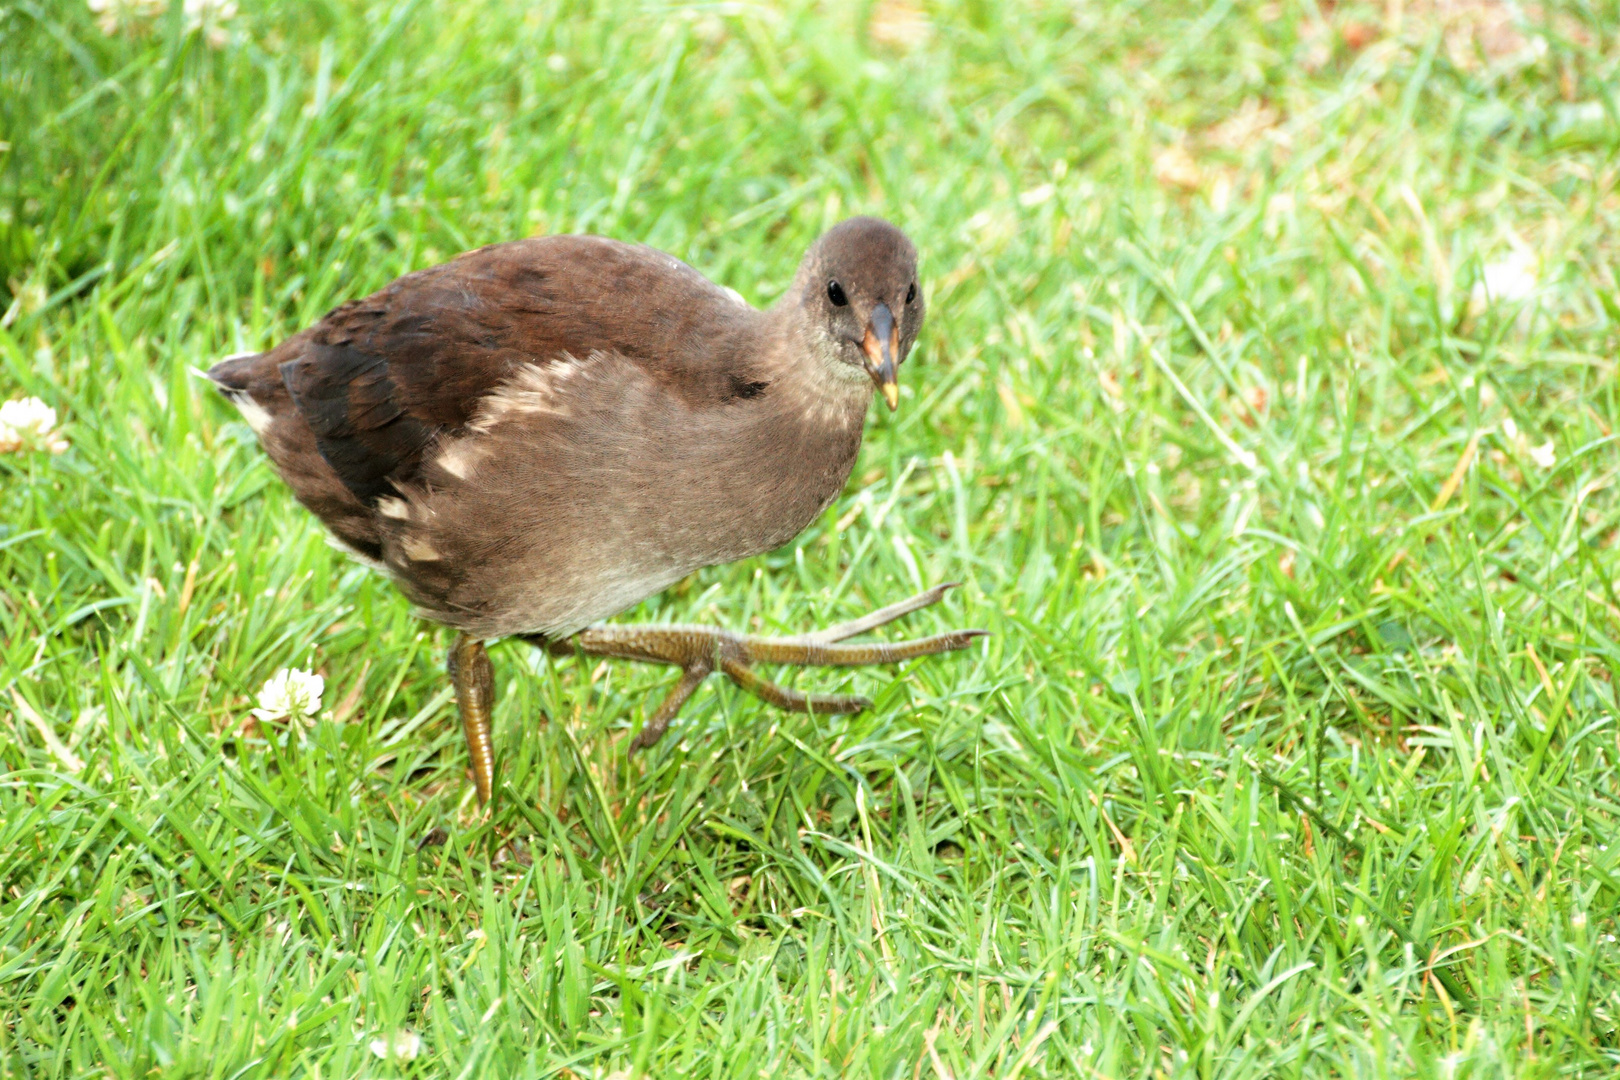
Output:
881 384 900 412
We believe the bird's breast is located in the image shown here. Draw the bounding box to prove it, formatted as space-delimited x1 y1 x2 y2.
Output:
383 356 869 637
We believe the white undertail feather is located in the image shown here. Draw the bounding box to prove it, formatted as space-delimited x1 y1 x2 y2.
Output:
228 393 273 435
204 353 274 434
324 534 389 573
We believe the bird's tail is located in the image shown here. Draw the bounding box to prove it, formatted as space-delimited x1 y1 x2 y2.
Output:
200 351 260 393
198 352 273 434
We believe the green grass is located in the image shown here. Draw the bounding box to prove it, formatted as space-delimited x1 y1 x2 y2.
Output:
3 0 1619 1075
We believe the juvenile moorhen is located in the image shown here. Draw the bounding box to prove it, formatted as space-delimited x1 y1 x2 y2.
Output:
208 217 982 803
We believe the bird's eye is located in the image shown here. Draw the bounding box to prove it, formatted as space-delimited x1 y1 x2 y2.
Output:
827 280 848 307
906 281 917 304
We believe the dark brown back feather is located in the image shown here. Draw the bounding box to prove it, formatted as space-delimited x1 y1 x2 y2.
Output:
222 235 762 512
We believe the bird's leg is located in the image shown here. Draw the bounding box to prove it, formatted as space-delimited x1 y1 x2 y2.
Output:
448 632 497 806
545 583 985 751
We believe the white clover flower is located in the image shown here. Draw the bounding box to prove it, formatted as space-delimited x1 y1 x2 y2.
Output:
1472 250 1538 306
1527 440 1556 470
252 668 324 723
0 396 68 455
368 1029 422 1061
869 0 931 51
87 0 235 46
183 0 236 19
182 0 236 46
86 0 164 35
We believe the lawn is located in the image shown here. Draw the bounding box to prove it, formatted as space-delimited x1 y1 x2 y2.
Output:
3 0 1619 1076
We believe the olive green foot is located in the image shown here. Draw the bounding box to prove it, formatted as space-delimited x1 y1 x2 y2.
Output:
451 584 985 805
558 582 986 753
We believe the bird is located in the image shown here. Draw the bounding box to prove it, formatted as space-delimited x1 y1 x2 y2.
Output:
207 216 984 805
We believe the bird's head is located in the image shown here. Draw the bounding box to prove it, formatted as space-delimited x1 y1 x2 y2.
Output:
793 217 925 412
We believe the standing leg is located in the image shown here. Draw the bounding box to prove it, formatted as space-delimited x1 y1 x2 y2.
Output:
448 633 497 806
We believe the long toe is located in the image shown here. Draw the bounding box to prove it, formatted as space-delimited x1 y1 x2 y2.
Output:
720 657 871 714
802 582 964 643
629 665 710 753
741 628 987 667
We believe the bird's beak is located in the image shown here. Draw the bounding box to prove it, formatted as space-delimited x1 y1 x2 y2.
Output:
861 302 901 412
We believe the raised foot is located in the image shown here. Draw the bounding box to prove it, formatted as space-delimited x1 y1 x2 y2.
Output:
555 583 987 752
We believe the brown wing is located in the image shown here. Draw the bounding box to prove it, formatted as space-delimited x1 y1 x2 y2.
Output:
208 235 762 556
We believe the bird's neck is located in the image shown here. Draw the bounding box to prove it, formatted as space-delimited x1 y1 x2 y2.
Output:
762 302 874 430
652 302 871 563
